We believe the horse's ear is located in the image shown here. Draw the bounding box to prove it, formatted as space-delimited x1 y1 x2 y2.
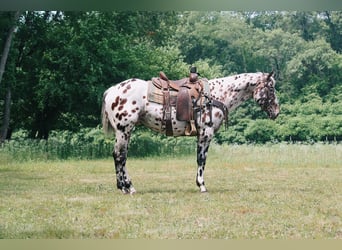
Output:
267 71 274 81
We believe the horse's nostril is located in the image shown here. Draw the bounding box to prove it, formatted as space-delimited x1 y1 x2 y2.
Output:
271 111 279 120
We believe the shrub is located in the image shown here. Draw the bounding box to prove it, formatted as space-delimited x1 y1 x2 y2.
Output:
244 119 278 143
1 127 197 161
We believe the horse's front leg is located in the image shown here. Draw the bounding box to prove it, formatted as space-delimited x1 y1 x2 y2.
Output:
196 128 214 193
113 131 136 194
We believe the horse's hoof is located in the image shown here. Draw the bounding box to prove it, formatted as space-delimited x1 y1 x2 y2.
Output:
129 187 136 194
121 187 136 195
121 188 129 194
199 185 207 193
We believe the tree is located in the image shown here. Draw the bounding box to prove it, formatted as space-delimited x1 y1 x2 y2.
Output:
177 11 262 75
0 11 20 142
322 11 342 53
285 39 342 100
7 11 182 138
1 11 341 143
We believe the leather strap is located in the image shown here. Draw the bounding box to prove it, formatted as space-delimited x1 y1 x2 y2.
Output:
161 80 173 136
211 99 228 129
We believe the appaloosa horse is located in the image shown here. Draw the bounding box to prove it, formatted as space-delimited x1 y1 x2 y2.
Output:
102 72 280 194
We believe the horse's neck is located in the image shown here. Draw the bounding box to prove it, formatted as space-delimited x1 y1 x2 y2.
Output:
209 73 260 111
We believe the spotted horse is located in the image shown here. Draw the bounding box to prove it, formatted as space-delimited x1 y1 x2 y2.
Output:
102 71 280 194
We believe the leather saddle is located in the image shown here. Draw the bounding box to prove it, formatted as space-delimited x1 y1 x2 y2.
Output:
150 71 205 136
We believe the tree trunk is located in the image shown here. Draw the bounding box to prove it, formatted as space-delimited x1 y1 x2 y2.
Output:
0 88 11 142
0 11 20 87
0 11 20 142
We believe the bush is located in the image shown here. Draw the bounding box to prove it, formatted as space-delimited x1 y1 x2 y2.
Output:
1 127 114 161
1 127 198 161
244 119 278 143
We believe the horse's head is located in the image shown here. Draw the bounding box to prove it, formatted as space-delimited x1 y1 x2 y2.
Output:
253 72 280 120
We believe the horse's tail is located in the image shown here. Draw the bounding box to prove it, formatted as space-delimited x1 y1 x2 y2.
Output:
101 90 114 136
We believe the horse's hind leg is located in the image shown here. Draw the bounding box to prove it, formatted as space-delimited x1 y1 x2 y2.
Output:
113 129 136 194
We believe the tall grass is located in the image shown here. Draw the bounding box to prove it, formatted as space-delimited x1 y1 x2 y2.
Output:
0 136 113 161
0 128 197 162
1 128 341 163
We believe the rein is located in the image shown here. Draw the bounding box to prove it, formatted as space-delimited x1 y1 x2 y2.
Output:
211 99 229 129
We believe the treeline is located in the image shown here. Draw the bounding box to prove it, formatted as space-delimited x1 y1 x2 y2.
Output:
0 11 341 145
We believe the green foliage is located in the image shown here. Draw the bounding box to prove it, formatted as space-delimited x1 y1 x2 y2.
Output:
285 39 342 99
0 11 341 149
244 120 278 143
214 98 342 144
1 128 112 161
0 127 197 161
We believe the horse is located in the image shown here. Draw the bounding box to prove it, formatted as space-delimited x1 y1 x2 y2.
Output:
102 72 280 194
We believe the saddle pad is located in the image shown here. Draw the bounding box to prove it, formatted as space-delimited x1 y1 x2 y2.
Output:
147 81 177 105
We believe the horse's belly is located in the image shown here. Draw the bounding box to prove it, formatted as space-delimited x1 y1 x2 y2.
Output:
141 104 189 136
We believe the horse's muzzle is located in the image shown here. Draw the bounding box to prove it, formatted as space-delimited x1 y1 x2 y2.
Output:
269 106 280 120
270 112 279 120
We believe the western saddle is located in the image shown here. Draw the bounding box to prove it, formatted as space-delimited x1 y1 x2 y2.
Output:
149 66 227 136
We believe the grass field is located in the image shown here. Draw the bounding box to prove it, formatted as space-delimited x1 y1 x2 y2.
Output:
0 143 341 239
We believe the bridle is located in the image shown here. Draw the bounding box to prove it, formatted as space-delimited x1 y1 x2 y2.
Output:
254 75 277 116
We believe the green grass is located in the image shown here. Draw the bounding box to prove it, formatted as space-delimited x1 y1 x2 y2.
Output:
0 143 341 239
